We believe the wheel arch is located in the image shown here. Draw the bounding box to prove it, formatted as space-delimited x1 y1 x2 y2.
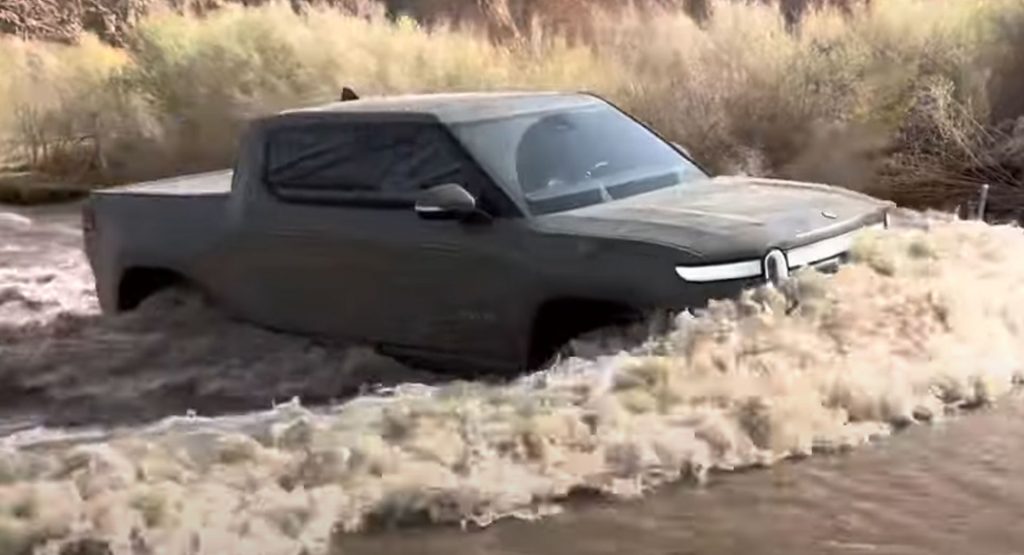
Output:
526 296 645 369
116 266 190 311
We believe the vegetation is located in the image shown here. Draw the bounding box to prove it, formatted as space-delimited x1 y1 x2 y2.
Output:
1 0 1023 216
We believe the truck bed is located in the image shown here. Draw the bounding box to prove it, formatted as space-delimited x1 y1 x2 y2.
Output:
85 170 235 314
96 170 233 197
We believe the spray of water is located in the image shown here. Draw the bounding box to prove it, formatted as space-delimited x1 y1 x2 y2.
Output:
2 207 1023 554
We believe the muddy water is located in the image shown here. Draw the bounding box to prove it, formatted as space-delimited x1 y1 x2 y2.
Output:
0 203 443 429
3 202 1024 555
341 398 1024 555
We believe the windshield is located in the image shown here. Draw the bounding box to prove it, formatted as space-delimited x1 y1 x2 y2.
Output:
449 103 708 215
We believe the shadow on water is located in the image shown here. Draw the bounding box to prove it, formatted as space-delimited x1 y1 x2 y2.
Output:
0 201 464 430
0 291 452 429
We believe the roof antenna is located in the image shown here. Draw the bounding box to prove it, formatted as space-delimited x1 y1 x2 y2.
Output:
340 87 359 101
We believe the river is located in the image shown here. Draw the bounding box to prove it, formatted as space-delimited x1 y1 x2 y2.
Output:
2 201 1024 555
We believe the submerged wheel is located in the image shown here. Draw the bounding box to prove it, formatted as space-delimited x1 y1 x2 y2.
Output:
541 310 674 368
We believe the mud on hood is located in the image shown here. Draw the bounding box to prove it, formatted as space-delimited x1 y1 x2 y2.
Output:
533 176 892 262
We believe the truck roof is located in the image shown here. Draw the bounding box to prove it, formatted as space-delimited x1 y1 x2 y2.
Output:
273 91 602 124
93 92 602 198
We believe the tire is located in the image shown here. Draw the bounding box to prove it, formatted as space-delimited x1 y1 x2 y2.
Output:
543 310 673 368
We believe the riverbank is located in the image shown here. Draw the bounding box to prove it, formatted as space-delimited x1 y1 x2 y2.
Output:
0 171 93 205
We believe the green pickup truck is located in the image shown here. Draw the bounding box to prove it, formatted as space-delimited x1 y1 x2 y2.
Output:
83 91 891 374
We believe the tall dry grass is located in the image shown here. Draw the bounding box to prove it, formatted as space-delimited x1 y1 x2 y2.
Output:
0 34 127 174
600 1 1020 200
1 0 1023 212
1 5 614 181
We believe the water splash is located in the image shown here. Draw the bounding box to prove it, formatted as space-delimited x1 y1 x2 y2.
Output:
2 208 1024 554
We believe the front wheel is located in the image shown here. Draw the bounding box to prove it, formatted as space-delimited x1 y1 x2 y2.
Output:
541 310 673 368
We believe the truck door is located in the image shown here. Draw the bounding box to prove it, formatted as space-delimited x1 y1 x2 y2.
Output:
246 118 534 370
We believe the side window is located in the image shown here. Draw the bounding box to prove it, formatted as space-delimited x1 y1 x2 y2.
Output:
266 122 378 192
264 120 516 215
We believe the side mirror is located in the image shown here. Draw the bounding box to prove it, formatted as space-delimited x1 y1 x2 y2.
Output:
415 183 479 220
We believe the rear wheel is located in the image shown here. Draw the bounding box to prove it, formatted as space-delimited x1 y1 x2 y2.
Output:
117 268 215 320
118 267 187 311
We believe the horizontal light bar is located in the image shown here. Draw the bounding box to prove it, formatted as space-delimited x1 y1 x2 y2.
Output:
674 259 762 282
675 222 885 282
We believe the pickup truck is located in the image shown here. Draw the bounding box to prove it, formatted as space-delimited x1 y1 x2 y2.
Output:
83 91 892 374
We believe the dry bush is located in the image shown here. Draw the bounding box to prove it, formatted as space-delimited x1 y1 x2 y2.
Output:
870 1 1024 218
882 78 1024 220
1 0 1024 217
593 0 1019 196
115 5 615 179
0 35 127 177
2 4 616 181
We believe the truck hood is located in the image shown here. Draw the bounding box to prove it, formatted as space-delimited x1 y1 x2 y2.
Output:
532 176 892 262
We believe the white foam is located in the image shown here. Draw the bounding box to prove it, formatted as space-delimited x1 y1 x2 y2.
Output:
3 216 1024 554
